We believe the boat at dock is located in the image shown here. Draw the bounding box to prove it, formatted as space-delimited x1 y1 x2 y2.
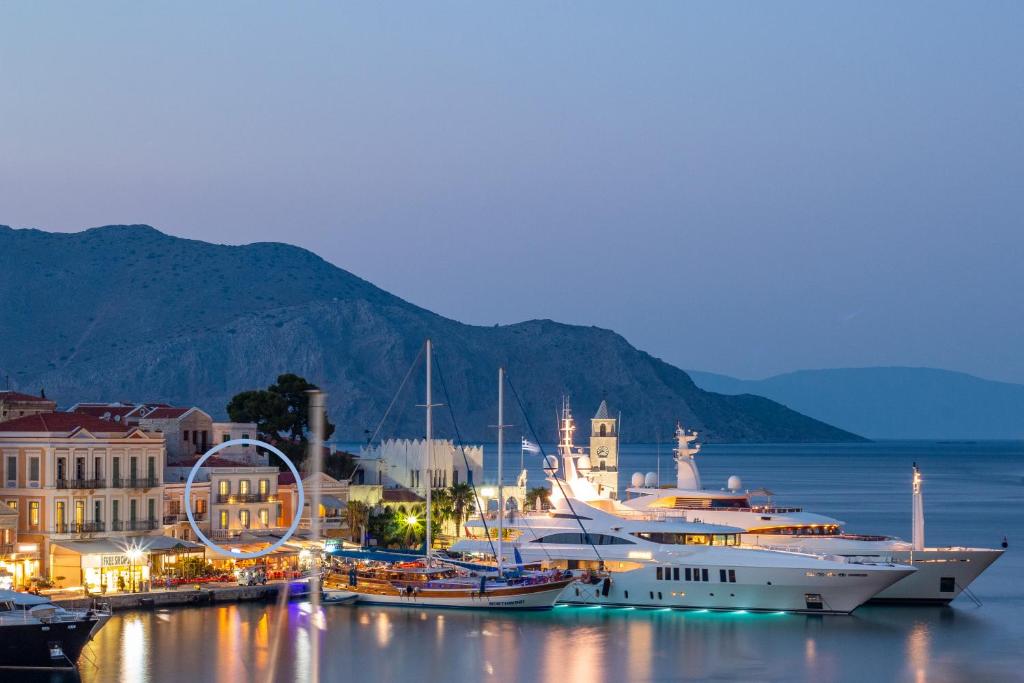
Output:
617 425 1004 604
0 590 111 670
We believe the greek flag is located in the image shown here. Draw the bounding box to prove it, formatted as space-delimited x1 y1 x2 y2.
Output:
521 438 541 454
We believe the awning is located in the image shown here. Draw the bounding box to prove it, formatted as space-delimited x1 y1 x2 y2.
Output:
51 536 205 555
320 495 345 509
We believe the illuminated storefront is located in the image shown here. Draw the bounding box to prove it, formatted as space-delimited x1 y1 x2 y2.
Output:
51 536 205 593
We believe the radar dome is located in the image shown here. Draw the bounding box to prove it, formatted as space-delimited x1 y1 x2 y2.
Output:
631 472 645 487
727 475 742 491
542 455 559 473
644 472 658 487
576 456 592 472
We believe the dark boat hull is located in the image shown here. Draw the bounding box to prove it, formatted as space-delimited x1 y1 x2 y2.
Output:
0 617 104 670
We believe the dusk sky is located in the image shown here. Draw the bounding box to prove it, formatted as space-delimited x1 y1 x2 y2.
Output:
2 3 1022 382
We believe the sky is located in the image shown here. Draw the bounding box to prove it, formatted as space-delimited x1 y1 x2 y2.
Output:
2 3 1022 382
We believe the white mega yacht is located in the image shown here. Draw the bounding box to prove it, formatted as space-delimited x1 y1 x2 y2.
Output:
450 495 915 614
613 425 1003 604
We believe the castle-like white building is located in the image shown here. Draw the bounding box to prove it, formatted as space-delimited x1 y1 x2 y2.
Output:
355 438 484 495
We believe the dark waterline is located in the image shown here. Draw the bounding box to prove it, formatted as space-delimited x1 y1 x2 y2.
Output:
45 443 1024 682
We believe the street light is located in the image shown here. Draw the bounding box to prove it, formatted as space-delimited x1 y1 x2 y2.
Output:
127 547 143 592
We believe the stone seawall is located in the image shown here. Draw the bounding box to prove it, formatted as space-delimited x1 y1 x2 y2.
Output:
52 583 290 610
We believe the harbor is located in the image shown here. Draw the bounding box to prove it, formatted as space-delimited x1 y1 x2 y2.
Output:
30 441 1024 683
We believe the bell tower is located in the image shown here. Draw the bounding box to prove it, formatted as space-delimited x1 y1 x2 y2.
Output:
589 399 619 498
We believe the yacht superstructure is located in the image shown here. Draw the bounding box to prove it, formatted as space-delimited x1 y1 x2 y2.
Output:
618 425 1004 604
451 497 914 613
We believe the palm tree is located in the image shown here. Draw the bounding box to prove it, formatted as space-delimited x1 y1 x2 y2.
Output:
448 482 476 537
524 486 551 512
431 488 454 537
346 500 370 544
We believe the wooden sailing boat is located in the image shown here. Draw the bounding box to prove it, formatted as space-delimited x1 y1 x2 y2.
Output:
325 340 572 609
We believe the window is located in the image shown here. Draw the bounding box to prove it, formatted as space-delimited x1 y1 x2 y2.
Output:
75 500 85 526
94 456 103 481
30 501 39 527
453 469 460 485
242 434 249 441
94 500 103 523
720 569 727 583
148 498 156 521
702 568 709 582
112 500 120 522
29 457 39 485
685 568 692 581
729 570 736 583
656 567 663 580
239 480 250 495
129 457 138 480
673 567 680 581
219 480 230 496
56 458 66 481
531 533 635 545
184 430 190 443
147 457 156 480
940 577 955 593
259 509 269 527
56 501 65 528
219 510 228 529
259 479 269 495
112 457 121 483
222 434 230 443
5 455 15 486
75 457 86 480
240 510 250 529
7 500 17 510
599 424 607 436
130 499 138 522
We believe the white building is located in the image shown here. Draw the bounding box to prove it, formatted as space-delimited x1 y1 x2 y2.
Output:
355 439 483 495
211 422 266 465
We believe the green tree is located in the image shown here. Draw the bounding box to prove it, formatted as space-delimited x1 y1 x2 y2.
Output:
448 483 476 537
367 506 400 548
346 500 370 544
431 488 454 537
525 486 552 512
226 373 336 470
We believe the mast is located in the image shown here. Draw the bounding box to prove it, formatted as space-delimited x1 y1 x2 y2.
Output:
497 366 505 574
912 463 924 552
425 339 433 564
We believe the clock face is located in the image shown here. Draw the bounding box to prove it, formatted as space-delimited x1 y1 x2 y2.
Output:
596 446 610 458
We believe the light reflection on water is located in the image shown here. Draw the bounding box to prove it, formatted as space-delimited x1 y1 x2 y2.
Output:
37 445 1024 682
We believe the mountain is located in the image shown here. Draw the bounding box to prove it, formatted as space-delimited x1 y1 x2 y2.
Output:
0 224 863 443
688 367 1024 440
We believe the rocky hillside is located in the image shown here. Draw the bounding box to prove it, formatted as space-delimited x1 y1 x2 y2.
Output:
0 225 863 443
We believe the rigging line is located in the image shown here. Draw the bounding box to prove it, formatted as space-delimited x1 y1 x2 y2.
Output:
504 373 604 564
366 344 425 447
430 346 500 564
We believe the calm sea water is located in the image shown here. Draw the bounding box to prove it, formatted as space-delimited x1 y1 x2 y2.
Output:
42 443 1024 682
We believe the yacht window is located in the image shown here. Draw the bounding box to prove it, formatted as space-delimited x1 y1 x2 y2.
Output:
729 570 737 583
656 567 663 580
720 569 727 582
685 568 692 581
702 569 709 582
531 533 634 545
672 567 680 581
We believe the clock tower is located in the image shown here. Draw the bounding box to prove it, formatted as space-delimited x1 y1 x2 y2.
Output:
589 399 620 498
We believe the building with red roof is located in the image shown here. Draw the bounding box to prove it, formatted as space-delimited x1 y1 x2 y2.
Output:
0 389 57 424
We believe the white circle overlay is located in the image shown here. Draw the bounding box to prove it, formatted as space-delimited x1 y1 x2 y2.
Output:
184 438 306 560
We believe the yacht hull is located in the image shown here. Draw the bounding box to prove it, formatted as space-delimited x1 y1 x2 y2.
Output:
334 579 573 610
869 549 1003 603
0 616 104 670
559 564 913 614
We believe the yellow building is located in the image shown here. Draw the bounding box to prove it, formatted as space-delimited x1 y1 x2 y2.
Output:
0 412 171 590
588 400 620 499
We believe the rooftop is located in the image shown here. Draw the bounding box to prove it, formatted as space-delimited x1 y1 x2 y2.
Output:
0 390 54 404
0 412 135 434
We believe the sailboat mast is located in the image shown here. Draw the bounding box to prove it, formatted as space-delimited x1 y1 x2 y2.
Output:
497 366 505 573
912 463 924 552
425 339 433 564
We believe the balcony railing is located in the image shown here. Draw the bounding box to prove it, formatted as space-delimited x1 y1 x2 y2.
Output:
111 519 159 531
163 513 208 524
211 527 280 540
0 543 14 555
55 478 105 490
111 476 159 489
52 521 106 534
215 493 277 504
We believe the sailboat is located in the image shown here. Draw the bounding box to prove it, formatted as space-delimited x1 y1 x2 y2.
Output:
324 342 572 609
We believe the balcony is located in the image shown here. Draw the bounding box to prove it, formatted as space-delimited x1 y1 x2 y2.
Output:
110 519 159 532
111 476 159 489
163 513 208 525
52 521 106 535
55 478 105 490
210 527 280 540
215 493 277 504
